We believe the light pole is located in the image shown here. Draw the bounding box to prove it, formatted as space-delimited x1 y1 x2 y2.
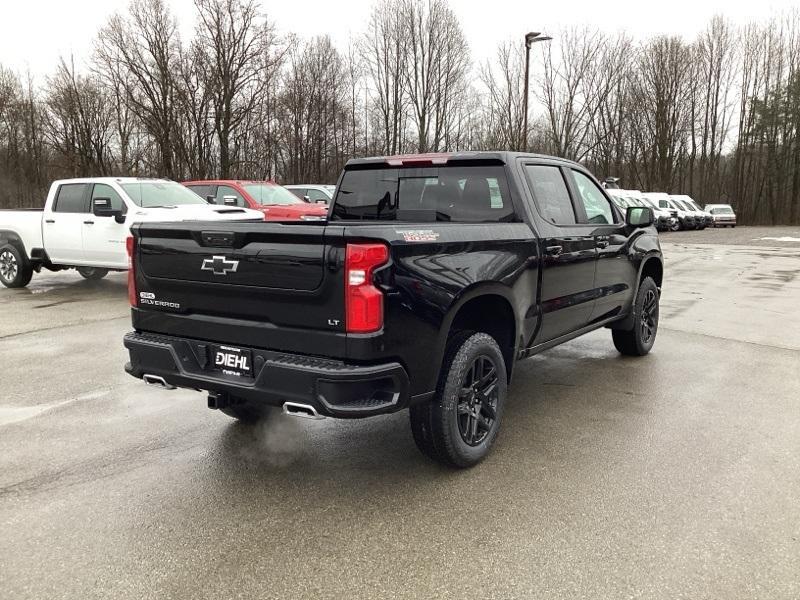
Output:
523 31 552 152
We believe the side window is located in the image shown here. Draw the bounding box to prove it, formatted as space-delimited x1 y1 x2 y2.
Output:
91 183 126 213
570 170 615 225
187 185 214 201
54 184 89 213
523 165 576 225
288 188 308 200
306 188 330 202
216 185 246 207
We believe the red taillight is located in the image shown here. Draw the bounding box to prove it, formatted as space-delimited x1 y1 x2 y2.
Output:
126 236 137 307
345 243 389 333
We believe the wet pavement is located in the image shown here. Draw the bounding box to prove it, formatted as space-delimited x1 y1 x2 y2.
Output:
1 231 799 599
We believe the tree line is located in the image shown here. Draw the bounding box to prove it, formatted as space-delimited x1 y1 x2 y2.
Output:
0 0 798 224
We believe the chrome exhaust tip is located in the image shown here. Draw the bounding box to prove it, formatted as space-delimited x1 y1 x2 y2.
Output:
282 402 325 420
143 374 177 390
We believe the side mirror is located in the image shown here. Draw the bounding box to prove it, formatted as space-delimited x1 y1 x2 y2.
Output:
626 206 654 228
206 195 217 204
222 195 238 206
93 198 125 224
303 195 311 203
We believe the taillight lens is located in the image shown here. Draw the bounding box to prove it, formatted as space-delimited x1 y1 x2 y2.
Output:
345 243 389 333
126 236 137 307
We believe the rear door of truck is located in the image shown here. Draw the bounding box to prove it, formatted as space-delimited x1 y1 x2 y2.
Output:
43 181 91 264
131 221 348 357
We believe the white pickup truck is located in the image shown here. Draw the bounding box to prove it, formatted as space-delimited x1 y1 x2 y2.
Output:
0 177 262 288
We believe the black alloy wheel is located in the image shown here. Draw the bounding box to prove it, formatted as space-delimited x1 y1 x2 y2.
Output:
640 288 658 345
457 355 500 446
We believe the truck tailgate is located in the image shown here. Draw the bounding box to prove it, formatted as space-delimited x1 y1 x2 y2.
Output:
131 221 346 355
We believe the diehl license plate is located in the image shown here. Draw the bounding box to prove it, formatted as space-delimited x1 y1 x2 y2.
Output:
211 345 254 378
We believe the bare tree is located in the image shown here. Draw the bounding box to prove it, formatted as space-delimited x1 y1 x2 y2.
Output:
95 0 183 178
477 42 526 151
44 57 115 177
361 0 408 155
402 0 469 153
193 0 283 178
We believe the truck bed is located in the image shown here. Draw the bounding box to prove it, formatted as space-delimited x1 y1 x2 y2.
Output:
0 210 44 253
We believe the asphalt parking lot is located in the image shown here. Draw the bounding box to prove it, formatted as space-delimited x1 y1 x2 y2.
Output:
1 226 799 599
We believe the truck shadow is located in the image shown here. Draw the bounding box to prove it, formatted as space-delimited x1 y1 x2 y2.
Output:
206 333 664 499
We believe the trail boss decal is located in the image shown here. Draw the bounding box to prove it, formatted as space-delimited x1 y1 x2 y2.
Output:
397 229 439 242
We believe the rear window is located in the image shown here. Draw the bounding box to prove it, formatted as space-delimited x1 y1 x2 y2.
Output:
54 184 88 213
332 166 517 223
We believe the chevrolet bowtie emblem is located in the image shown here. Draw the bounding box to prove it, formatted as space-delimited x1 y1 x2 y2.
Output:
201 255 239 275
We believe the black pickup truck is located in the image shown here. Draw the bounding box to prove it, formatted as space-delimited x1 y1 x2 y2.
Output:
124 152 663 467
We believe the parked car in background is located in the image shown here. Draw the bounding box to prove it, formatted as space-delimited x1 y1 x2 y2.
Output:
677 196 713 228
670 195 707 230
183 180 328 221
644 192 695 230
0 178 262 288
704 204 737 227
284 184 336 203
634 193 678 231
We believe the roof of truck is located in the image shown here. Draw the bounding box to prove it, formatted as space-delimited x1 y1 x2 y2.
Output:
345 151 584 169
52 177 169 185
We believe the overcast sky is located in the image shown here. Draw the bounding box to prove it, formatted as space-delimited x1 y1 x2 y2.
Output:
0 0 796 79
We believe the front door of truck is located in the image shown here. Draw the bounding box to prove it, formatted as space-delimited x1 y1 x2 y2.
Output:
520 162 597 343
83 183 129 268
565 169 636 323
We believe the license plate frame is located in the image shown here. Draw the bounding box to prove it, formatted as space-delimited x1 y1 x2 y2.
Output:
209 344 254 378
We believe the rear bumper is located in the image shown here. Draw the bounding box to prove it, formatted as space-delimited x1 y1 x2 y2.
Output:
123 331 410 418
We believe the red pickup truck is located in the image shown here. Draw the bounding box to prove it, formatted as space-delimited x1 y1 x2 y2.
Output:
183 180 329 221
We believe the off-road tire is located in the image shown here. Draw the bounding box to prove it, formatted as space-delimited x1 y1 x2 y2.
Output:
410 331 507 468
612 276 660 356
0 244 33 288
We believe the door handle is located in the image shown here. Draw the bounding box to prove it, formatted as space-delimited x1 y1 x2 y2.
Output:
83 220 94 225
45 219 55 224
545 245 563 257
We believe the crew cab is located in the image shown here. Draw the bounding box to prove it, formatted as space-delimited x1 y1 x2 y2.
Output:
183 180 329 221
0 178 262 288
124 153 663 468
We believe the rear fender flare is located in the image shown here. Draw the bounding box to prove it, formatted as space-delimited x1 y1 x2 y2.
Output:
0 230 30 262
436 282 520 368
